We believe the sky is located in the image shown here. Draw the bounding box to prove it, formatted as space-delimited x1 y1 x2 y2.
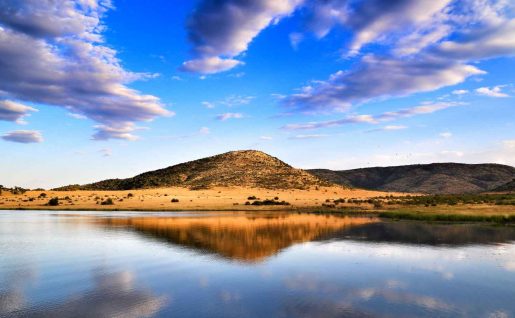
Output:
0 0 514 189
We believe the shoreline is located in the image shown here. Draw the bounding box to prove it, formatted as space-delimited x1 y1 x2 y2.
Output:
2 206 514 225
1 186 513 224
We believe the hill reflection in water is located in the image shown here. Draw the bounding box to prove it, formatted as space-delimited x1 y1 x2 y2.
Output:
99 213 378 262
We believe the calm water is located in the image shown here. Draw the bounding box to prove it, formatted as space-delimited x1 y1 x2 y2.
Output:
1 211 515 318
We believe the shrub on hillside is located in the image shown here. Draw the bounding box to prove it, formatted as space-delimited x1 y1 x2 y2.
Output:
101 198 114 205
48 197 59 206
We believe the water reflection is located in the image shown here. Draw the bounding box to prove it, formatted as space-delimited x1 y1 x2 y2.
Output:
0 268 167 318
280 274 458 318
98 213 378 262
1 211 515 318
335 221 515 245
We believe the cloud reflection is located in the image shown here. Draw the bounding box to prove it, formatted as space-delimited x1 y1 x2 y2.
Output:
0 269 167 318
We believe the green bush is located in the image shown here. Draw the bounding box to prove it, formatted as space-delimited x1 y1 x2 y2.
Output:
48 197 59 206
101 198 114 205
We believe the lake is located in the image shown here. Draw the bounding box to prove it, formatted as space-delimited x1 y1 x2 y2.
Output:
1 210 515 318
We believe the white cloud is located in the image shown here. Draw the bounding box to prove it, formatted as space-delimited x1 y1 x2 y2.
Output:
283 0 514 114
1 130 43 143
283 56 483 113
0 0 170 140
0 100 37 123
183 0 303 73
92 123 142 141
452 89 468 95
476 86 510 98
439 132 453 138
181 56 243 74
346 0 452 56
216 112 244 121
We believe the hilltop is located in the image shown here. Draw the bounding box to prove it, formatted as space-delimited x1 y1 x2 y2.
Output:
308 163 515 194
55 150 333 190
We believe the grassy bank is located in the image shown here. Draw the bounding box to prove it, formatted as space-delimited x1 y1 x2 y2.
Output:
377 210 515 224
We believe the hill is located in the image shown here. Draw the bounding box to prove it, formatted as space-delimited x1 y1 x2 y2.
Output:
493 179 515 192
308 163 515 194
55 150 332 190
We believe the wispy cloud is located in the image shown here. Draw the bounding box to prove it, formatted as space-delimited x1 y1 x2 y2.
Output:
2 130 43 143
216 112 244 121
68 113 87 120
283 102 463 130
284 114 376 130
289 32 304 50
452 89 468 95
282 56 482 113
202 101 215 109
199 127 210 135
283 0 514 113
0 1 170 140
219 95 255 107
476 85 510 98
367 125 408 133
439 132 453 138
289 134 328 140
98 148 112 157
308 0 453 56
202 95 254 109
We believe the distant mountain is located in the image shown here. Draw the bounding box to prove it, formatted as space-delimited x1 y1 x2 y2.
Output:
493 179 515 192
55 150 332 190
308 163 515 194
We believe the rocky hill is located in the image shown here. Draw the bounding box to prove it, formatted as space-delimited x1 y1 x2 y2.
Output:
308 163 515 194
56 150 332 190
493 179 515 192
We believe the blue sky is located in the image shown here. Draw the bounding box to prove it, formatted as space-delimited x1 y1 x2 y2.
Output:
0 0 514 188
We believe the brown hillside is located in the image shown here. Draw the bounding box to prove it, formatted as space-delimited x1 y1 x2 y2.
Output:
56 150 333 190
308 163 515 194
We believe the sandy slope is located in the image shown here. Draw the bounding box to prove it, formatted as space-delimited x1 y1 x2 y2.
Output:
0 186 404 211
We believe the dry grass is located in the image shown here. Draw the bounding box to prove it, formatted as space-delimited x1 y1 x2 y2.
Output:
0 186 403 211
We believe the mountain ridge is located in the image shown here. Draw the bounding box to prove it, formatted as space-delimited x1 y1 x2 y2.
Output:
308 162 515 194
